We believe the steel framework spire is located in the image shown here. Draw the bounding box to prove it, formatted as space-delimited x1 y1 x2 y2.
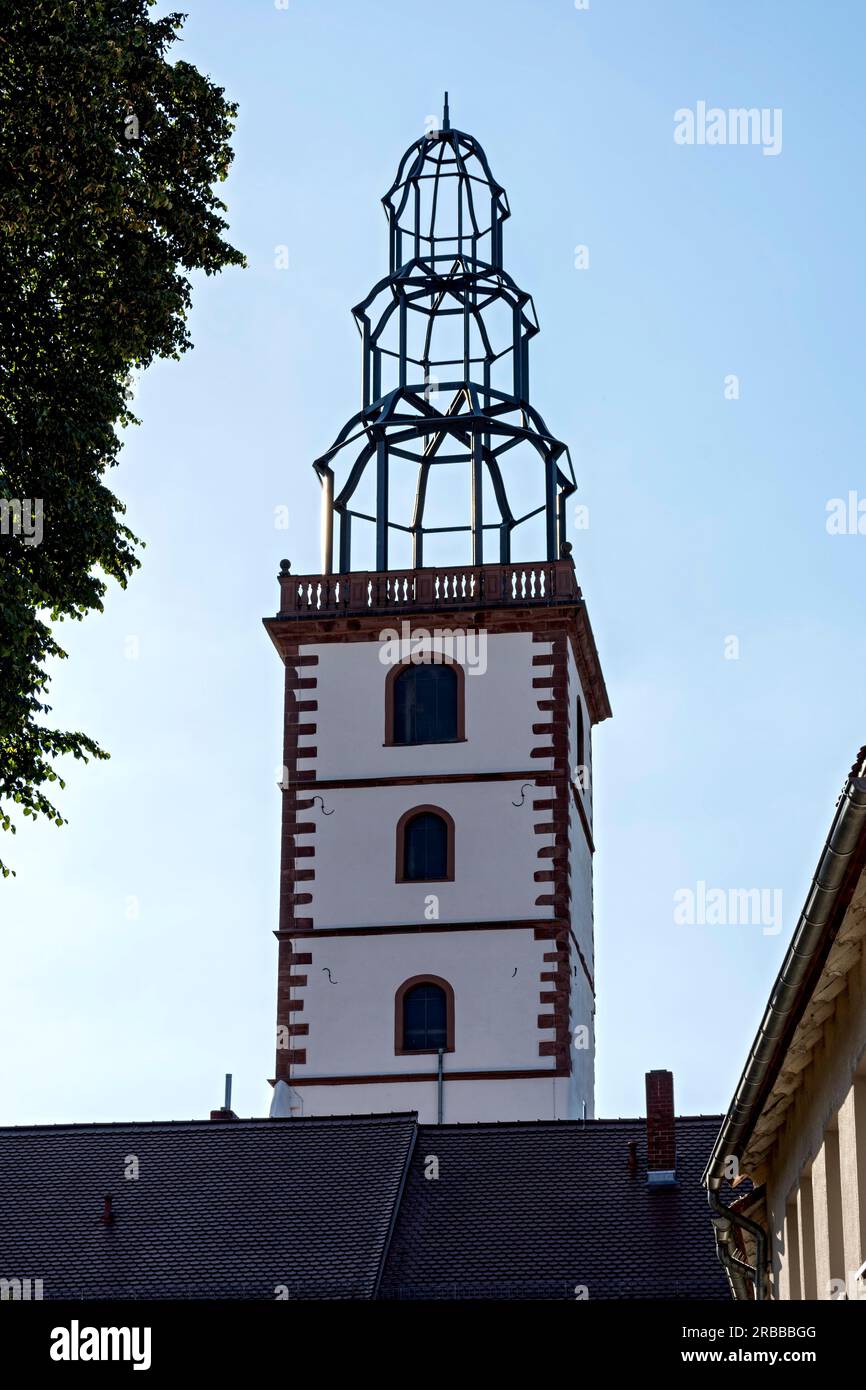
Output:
314 104 576 574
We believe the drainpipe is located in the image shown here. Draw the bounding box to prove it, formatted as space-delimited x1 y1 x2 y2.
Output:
708 1187 767 1301
436 1048 444 1124
709 1203 753 1302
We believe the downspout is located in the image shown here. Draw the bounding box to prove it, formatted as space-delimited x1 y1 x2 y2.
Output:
437 1047 444 1124
708 1199 754 1302
703 751 866 1300
708 1186 768 1301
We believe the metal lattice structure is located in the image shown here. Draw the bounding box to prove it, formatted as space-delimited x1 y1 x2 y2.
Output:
315 97 576 574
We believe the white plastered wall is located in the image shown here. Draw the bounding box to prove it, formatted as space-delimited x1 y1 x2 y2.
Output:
284 623 597 1122
565 639 596 1117
293 927 550 1079
566 640 593 832
305 630 543 780
292 1077 574 1125
766 941 866 1299
302 779 547 928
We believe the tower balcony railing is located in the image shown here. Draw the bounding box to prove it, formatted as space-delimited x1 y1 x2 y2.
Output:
276 558 580 618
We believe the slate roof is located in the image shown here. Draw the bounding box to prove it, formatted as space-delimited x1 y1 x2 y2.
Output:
0 1113 417 1300
379 1115 730 1300
0 1111 729 1300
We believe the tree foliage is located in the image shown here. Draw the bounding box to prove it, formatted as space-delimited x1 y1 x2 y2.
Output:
0 1 244 873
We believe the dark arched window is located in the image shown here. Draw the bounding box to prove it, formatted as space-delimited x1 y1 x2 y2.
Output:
395 976 455 1054
576 697 585 771
400 809 451 881
388 661 462 745
403 982 447 1051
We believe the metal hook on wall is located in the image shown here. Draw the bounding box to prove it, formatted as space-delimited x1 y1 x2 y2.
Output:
511 783 534 808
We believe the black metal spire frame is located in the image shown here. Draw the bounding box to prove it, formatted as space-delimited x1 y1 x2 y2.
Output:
314 98 577 574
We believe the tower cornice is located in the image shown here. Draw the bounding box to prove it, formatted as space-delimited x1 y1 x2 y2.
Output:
263 558 611 725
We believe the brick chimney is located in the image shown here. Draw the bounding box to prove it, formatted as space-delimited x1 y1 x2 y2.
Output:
645 1069 677 1187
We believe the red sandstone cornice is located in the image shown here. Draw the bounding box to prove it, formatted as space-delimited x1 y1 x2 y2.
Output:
263 558 612 725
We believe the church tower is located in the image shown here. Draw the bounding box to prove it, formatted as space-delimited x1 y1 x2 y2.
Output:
265 102 610 1122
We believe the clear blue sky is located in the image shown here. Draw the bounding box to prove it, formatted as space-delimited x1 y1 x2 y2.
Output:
2 0 864 1125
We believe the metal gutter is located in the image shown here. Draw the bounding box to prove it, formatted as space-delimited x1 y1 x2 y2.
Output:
702 747 866 1297
705 749 866 1190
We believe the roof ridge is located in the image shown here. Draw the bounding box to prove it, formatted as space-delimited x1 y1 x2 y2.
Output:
417 1113 724 1132
0 1110 420 1134
0 1111 725 1136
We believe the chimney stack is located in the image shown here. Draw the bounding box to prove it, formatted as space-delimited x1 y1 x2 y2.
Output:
645 1069 677 1187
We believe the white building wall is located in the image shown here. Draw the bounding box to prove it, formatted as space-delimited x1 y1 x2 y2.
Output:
566 964 595 1120
566 640 593 831
766 946 866 1299
293 928 550 1078
568 804 594 967
305 630 544 780
565 641 595 1117
281 621 599 1123
292 1076 574 1125
302 779 548 928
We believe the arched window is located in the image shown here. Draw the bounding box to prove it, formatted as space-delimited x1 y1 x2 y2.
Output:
396 805 454 882
385 659 465 746
576 697 586 772
395 976 455 1054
